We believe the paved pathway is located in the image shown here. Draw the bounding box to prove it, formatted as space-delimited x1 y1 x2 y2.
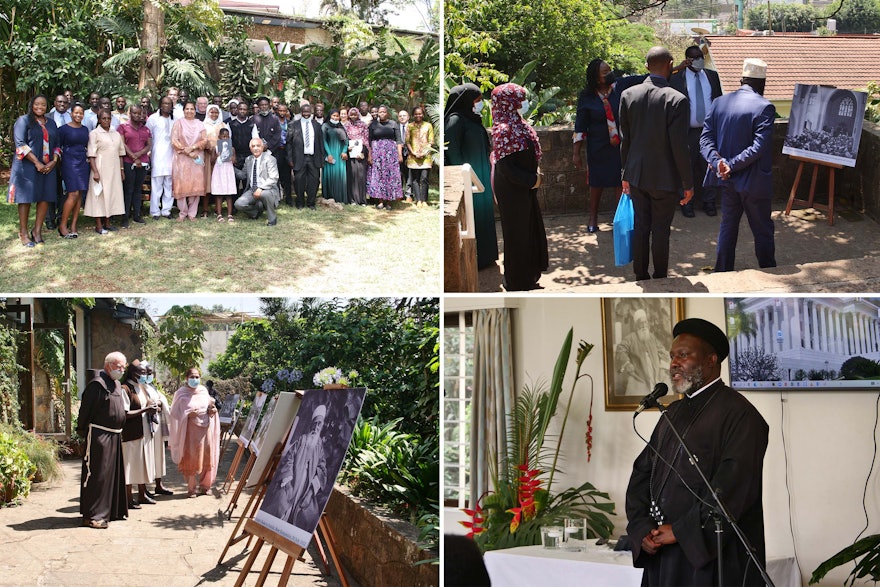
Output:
0 442 354 587
479 199 880 293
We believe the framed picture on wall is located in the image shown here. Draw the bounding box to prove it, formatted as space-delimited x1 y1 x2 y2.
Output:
602 298 685 411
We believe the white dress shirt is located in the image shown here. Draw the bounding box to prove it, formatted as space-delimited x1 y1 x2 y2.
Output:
300 117 315 155
686 68 713 128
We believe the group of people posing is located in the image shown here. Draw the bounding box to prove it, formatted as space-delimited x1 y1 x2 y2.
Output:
446 45 776 290
77 353 220 529
9 88 435 245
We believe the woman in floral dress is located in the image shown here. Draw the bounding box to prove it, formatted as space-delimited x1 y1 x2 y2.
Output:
366 105 403 209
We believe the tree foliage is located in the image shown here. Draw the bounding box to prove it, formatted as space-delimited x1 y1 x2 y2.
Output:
747 4 821 32
830 0 880 33
209 298 439 440
155 306 207 382
840 356 880 379
730 347 781 382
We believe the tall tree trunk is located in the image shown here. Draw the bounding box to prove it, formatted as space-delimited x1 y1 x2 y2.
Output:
139 0 165 92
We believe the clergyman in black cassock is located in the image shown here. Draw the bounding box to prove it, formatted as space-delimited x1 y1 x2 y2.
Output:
78 353 129 528
626 318 769 586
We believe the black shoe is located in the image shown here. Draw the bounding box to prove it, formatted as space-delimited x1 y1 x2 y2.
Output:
140 494 156 505
121 222 130 229
105 224 118 231
681 203 695 218
155 487 173 496
45 219 57 230
267 219 277 226
703 202 717 216
152 215 160 220
133 217 146 224
128 501 141 509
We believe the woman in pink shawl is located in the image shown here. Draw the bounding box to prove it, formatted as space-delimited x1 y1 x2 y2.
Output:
490 83 548 291
169 367 220 497
170 102 207 221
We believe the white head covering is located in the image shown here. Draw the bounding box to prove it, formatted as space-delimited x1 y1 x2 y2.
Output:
312 404 327 421
742 58 767 79
205 104 224 127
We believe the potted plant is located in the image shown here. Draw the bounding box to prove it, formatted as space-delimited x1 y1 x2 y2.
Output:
461 328 615 550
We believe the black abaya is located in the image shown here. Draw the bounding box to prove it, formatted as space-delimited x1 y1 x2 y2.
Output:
625 381 769 586
77 372 128 522
492 140 548 291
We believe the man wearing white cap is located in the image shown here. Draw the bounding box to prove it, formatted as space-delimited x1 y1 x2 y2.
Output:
700 58 777 272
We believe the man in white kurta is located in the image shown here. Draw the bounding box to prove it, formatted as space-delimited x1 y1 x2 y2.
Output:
146 96 175 219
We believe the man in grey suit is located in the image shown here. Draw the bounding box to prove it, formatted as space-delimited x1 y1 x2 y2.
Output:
670 45 724 217
235 138 281 225
620 46 694 281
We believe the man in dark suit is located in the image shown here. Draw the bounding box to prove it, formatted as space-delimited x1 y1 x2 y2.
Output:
234 138 281 225
700 58 776 272
620 46 694 282
286 103 325 209
671 45 723 217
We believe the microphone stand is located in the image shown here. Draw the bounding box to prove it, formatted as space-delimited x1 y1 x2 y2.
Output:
638 397 775 587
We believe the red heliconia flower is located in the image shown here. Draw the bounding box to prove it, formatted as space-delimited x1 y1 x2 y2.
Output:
460 501 486 538
507 506 522 533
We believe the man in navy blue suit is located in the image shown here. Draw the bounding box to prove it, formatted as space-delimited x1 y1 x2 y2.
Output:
700 58 776 273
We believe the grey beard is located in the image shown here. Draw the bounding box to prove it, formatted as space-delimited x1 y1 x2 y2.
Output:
673 365 705 395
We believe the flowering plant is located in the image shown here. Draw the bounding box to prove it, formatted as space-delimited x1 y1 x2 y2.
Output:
261 367 303 394
461 328 614 550
313 366 359 387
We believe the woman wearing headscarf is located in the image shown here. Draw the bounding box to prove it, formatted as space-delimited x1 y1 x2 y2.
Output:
491 83 548 291
140 362 173 495
405 106 434 208
445 83 497 268
169 367 220 497
344 107 369 206
366 105 404 209
83 109 126 234
171 102 207 221
321 108 349 204
8 95 61 247
120 361 157 509
572 59 648 233
201 104 227 218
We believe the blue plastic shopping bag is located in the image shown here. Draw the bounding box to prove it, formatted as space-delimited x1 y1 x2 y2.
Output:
613 192 634 266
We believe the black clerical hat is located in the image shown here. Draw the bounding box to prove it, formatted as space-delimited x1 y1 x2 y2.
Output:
673 318 729 361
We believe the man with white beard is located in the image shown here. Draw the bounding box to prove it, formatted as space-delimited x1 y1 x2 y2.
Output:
615 309 668 395
625 318 768 587
274 404 328 529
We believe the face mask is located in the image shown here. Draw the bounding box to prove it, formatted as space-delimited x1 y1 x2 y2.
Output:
690 58 705 71
138 375 148 384
518 100 529 116
109 369 124 381
605 72 616 86
473 100 484 114
188 377 200 388
146 375 154 384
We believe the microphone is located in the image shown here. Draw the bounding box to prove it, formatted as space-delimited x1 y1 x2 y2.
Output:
634 383 669 415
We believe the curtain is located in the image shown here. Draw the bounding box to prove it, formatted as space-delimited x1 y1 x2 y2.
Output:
469 307 515 507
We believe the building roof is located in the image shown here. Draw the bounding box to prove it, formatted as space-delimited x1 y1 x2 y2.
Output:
706 35 880 100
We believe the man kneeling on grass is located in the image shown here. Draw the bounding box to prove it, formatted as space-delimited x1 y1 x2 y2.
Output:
234 138 280 226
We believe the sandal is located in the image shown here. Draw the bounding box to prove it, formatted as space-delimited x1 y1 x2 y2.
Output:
227 216 235 223
83 518 108 529
188 491 197 498
197 487 209 496
217 215 225 222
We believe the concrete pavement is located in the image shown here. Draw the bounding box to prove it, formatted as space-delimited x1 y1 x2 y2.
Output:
0 442 355 587
479 198 880 293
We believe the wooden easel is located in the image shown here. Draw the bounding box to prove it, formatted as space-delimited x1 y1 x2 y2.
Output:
784 155 844 226
222 440 248 494
223 449 258 520
219 440 286 564
219 412 239 461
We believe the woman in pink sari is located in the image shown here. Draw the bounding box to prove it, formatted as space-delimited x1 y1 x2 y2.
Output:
169 367 220 497
170 102 207 220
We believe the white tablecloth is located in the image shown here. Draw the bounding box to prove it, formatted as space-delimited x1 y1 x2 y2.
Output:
483 543 801 587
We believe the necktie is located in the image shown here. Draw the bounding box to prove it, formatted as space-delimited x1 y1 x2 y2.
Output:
304 120 311 152
252 157 258 188
694 71 705 125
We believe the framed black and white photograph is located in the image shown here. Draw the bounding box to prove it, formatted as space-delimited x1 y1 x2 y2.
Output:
238 391 267 448
219 393 240 425
254 387 367 549
783 83 868 167
249 394 279 455
602 298 684 411
726 297 880 391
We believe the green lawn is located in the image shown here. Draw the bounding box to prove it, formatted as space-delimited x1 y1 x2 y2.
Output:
0 187 440 294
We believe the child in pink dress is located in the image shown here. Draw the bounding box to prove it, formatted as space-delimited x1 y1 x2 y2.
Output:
211 128 236 221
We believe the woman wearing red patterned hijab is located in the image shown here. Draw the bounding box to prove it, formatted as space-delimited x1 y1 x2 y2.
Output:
490 83 548 291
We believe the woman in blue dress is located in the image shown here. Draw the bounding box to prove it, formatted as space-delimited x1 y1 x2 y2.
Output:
572 59 646 233
321 109 349 204
8 95 60 247
57 103 91 238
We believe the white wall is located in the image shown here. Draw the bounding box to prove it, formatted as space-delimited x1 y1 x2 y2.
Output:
447 296 880 587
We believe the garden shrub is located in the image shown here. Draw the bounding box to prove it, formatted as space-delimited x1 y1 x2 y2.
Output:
0 429 35 505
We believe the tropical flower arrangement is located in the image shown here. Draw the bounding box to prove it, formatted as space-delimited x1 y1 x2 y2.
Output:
461 328 614 551
261 367 304 393
313 366 359 387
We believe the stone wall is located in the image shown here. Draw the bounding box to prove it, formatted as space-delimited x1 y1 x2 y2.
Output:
324 485 438 587
532 120 880 220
